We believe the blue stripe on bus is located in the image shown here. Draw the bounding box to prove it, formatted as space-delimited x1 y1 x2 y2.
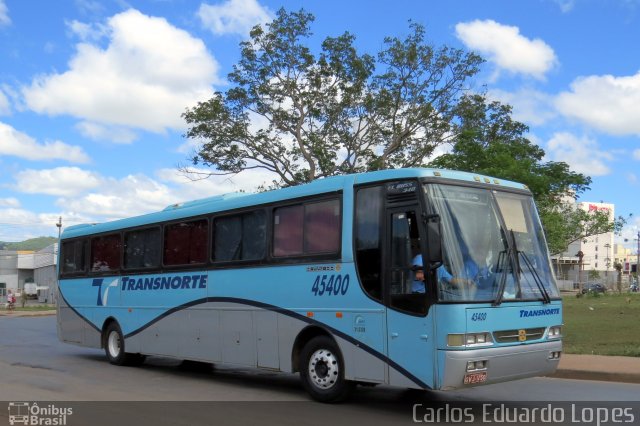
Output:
59 289 430 389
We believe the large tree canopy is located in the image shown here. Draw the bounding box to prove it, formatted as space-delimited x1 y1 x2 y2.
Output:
183 9 623 257
429 94 625 255
183 9 483 186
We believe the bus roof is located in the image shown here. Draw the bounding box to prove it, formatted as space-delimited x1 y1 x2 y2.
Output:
61 168 528 239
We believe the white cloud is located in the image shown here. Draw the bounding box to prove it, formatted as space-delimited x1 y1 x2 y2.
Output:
157 166 278 199
22 9 220 138
0 88 9 115
0 0 10 27
0 208 91 241
0 121 90 163
66 19 107 41
58 174 178 220
555 71 640 136
198 0 273 36
553 0 575 13
455 20 557 80
616 217 640 249
634 149 640 160
11 166 278 231
0 197 20 208
74 0 105 15
14 167 102 197
546 132 613 176
487 88 556 126
75 121 137 144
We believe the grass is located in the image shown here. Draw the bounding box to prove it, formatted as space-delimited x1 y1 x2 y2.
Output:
4 305 56 312
562 292 640 357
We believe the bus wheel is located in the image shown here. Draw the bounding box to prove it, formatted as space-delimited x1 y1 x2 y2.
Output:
104 322 144 366
299 336 353 402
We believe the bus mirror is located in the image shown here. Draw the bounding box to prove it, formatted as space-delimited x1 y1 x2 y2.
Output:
425 214 443 267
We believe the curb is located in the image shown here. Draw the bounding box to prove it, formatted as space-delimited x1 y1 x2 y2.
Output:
0 310 56 317
549 369 640 385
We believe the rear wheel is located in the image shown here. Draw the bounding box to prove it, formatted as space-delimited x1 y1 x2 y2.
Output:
299 336 353 402
104 322 145 366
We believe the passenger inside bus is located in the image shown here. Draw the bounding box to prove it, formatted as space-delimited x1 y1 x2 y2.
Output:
412 251 490 299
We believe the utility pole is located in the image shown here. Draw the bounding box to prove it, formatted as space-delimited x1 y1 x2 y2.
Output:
56 216 62 256
56 216 62 240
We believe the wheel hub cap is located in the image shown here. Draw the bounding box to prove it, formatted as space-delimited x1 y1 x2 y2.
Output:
308 349 339 389
108 331 121 358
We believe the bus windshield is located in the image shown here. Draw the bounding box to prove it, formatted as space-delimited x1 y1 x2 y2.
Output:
424 184 559 303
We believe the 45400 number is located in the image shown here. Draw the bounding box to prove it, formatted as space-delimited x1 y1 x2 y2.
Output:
311 274 350 296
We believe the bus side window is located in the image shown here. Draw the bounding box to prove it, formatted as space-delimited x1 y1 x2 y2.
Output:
164 219 208 266
214 210 266 262
61 239 87 275
354 186 383 302
90 233 122 273
272 198 341 258
124 227 161 270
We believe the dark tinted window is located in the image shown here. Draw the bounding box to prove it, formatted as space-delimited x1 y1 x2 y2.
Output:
124 227 161 270
273 205 304 256
273 199 340 257
91 234 122 272
355 186 383 301
163 219 208 266
61 239 87 275
214 210 266 262
304 200 340 253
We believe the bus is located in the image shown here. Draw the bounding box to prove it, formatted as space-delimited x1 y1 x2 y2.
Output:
57 168 562 402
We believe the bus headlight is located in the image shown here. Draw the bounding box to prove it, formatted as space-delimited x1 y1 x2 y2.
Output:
448 332 493 347
548 326 562 339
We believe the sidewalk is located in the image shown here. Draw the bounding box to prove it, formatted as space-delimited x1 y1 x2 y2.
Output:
551 353 640 384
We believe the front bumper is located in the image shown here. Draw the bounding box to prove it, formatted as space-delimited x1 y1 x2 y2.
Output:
439 340 562 390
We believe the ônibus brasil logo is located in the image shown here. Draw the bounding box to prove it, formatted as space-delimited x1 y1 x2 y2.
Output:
7 402 73 425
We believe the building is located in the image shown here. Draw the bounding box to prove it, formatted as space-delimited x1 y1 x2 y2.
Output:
552 201 615 288
0 244 58 304
614 244 638 277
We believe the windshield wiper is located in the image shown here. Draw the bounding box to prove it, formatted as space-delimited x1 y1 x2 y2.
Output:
519 252 551 304
492 250 509 306
492 228 519 306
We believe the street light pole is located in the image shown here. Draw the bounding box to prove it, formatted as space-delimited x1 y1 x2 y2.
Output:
56 217 62 256
56 216 62 240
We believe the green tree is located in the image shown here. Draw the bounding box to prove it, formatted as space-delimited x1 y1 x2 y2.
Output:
614 262 623 294
183 9 482 186
429 94 625 255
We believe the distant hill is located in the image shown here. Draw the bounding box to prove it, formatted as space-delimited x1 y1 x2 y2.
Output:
0 237 57 251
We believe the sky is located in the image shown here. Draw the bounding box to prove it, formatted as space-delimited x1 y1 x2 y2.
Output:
0 0 639 249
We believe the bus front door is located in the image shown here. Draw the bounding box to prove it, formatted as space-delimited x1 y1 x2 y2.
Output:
384 207 436 389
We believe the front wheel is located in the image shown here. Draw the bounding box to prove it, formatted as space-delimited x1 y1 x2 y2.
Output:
299 336 353 402
104 322 145 366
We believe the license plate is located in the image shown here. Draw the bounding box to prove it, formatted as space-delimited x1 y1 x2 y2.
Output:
463 371 487 385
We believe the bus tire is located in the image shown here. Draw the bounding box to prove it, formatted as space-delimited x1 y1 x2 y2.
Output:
299 336 353 402
104 322 144 366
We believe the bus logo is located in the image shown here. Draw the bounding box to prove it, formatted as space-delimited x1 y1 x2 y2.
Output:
8 402 29 425
518 329 527 342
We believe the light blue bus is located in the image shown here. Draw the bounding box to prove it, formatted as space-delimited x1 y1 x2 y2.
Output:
57 168 562 402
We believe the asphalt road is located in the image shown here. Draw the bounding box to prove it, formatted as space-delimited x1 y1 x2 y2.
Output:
1 316 639 426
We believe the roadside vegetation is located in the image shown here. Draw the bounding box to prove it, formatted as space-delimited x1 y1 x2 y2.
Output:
2 305 56 312
562 292 640 357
